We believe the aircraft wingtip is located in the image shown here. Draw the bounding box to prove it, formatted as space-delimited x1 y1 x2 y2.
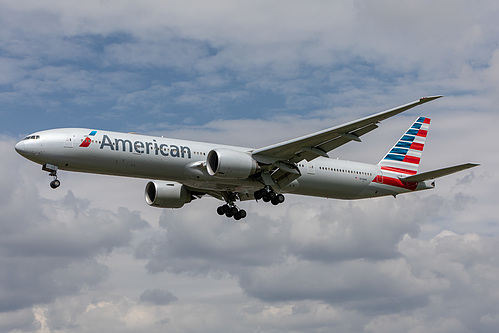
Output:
420 95 444 103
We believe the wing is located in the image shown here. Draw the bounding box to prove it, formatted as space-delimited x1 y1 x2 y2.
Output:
399 163 479 183
249 96 443 189
252 96 443 164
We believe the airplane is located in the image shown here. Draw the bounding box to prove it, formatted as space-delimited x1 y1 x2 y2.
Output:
15 96 478 220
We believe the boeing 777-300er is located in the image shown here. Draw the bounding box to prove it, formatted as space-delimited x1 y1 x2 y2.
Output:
15 96 478 220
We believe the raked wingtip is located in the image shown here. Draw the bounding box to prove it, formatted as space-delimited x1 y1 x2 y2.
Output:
419 95 443 103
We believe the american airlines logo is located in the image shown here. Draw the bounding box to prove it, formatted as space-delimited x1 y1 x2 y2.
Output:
79 130 97 147
96 133 192 159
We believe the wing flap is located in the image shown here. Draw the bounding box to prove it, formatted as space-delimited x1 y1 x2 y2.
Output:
399 163 479 183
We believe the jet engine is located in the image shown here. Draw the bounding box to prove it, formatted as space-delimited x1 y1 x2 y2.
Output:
206 148 258 179
145 181 192 208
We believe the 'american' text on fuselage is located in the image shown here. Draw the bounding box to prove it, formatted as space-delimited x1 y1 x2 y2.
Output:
99 134 192 158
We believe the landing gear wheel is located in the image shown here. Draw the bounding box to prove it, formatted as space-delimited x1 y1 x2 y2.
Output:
50 179 60 189
217 204 247 220
44 164 61 189
233 209 247 221
222 204 233 217
276 193 285 203
256 188 285 205
254 190 263 200
218 191 248 219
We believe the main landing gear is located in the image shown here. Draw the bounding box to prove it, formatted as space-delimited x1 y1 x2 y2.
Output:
217 191 247 220
217 204 247 220
42 163 60 189
254 188 285 206
217 188 285 220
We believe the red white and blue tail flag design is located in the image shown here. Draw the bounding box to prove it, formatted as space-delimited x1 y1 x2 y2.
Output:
378 117 431 176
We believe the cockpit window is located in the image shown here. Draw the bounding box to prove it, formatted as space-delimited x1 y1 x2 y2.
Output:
23 135 40 140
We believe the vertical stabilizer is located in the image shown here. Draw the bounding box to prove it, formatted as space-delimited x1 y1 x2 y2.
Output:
378 117 431 176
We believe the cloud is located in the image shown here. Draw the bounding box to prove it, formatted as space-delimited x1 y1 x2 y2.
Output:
140 289 178 305
0 138 149 313
0 308 37 333
3 0 499 143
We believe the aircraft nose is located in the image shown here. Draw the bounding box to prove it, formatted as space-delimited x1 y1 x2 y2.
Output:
15 140 25 155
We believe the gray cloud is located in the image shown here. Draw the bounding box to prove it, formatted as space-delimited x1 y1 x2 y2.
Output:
2 137 498 331
0 308 37 333
0 139 149 313
140 289 178 305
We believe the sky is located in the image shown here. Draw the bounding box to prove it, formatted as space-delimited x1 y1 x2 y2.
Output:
1 0 498 332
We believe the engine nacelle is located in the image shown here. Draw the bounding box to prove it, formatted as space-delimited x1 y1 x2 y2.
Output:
206 148 258 179
145 181 192 208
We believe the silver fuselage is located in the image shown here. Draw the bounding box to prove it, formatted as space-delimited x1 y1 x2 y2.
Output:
15 128 434 201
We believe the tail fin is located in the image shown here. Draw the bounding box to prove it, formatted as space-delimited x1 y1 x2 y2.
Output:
378 117 431 175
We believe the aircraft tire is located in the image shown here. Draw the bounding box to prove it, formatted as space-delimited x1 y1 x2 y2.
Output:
50 179 60 189
234 209 247 220
254 190 263 200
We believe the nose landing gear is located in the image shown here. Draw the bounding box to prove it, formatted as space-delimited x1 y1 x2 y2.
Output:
43 163 60 189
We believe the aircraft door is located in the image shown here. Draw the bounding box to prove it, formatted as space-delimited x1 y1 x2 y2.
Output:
306 162 315 175
64 135 75 148
377 169 384 183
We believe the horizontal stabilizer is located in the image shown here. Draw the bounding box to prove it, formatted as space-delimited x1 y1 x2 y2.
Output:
399 163 479 183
